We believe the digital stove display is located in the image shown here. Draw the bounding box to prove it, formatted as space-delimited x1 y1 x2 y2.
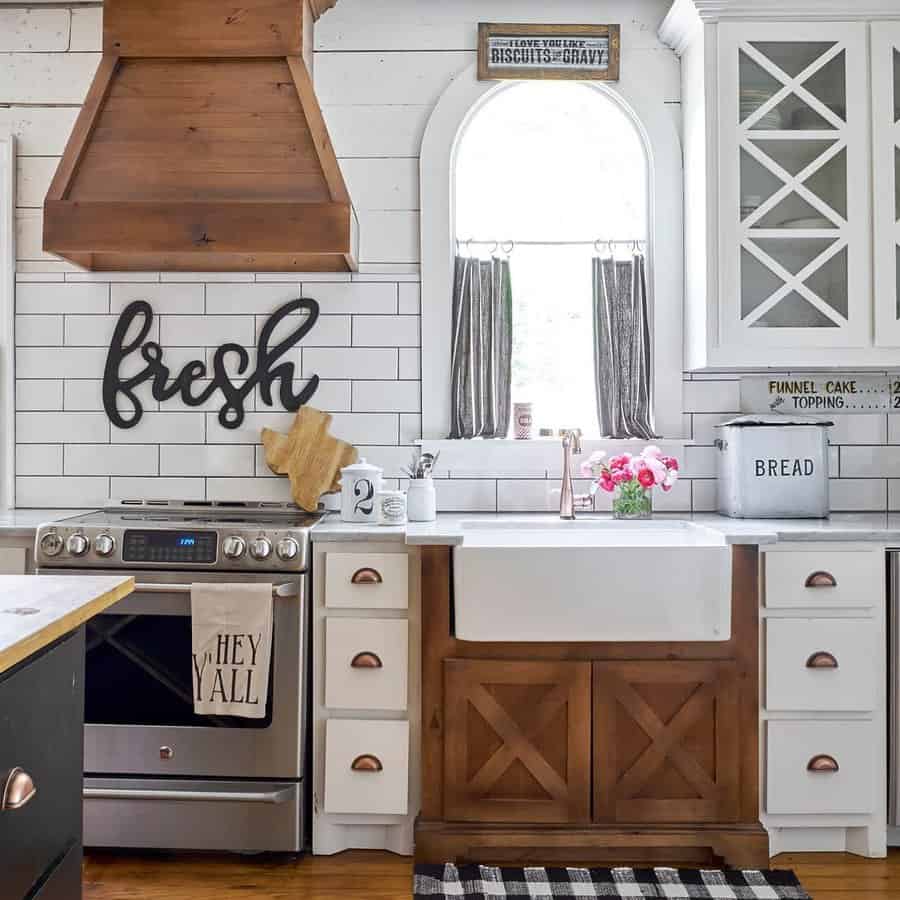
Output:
123 529 217 564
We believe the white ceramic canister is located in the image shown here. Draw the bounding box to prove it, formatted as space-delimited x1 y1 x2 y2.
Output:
406 478 437 522
340 458 383 523
376 489 407 526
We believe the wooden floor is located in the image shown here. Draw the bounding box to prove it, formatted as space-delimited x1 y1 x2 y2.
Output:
82 849 900 899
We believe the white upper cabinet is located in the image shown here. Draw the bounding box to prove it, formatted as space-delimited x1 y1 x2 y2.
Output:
719 23 869 352
661 4 900 369
873 24 900 347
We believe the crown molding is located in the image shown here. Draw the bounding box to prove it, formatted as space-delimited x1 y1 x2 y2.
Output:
660 0 900 53
308 0 339 20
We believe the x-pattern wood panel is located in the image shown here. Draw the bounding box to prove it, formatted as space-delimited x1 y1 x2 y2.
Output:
738 40 850 328
443 659 591 824
594 662 740 825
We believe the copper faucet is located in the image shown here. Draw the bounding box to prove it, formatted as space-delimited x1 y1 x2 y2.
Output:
559 429 592 520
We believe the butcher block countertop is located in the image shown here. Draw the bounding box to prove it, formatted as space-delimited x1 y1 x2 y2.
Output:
0 576 133 675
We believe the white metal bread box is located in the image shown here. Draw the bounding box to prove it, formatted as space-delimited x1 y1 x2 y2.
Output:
714 416 832 519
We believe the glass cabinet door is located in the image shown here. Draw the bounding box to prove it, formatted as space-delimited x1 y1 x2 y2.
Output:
718 23 870 352
873 25 900 347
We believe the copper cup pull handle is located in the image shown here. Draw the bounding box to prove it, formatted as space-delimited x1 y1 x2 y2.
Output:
1 767 36 811
807 754 840 773
351 567 383 585
350 651 383 669
351 754 383 772
805 571 837 588
805 651 838 669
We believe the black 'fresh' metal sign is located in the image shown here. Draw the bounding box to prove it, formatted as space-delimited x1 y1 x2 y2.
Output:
102 298 320 430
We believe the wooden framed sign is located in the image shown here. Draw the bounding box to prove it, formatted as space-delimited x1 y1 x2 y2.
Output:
478 23 620 82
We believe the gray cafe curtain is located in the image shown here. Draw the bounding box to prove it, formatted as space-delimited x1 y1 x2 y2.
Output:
593 251 656 440
449 255 513 439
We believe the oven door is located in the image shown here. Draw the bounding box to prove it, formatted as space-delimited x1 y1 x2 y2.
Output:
79 570 306 780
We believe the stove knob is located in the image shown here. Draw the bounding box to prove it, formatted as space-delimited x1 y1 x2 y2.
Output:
94 533 116 557
222 536 246 560
249 537 272 561
40 532 63 557
276 537 300 562
66 533 89 557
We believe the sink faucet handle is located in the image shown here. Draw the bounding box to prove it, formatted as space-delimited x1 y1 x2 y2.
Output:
559 428 583 455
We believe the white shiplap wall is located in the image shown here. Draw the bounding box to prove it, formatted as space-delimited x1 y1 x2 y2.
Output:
3 1 898 511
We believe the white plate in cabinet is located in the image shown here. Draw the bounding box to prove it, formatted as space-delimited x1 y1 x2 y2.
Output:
766 720 875 815
764 550 880 609
323 719 409 815
766 619 876 712
325 553 408 610
325 618 408 711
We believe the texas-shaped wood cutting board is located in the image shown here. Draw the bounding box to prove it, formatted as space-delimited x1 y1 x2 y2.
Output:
261 406 358 511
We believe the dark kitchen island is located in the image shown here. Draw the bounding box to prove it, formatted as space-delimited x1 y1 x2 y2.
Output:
0 576 133 900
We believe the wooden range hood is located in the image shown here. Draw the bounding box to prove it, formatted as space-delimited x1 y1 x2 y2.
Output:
43 0 357 272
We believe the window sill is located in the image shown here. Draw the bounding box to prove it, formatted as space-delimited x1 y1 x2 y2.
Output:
416 437 690 478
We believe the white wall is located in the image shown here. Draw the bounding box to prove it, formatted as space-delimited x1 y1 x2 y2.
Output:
1 1 895 511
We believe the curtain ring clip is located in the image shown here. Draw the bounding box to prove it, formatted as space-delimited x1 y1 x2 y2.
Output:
501 240 514 256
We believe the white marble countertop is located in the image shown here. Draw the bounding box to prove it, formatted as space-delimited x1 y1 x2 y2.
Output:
0 575 133 675
0 509 87 538
311 511 900 546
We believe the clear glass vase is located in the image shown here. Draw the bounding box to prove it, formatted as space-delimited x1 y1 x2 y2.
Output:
612 483 652 520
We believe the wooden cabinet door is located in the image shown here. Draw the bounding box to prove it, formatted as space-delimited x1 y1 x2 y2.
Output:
593 661 741 824
443 659 591 823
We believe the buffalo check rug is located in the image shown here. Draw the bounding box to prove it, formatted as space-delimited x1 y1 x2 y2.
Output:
412 865 810 899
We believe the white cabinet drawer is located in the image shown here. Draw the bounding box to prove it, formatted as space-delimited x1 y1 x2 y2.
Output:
324 719 409 815
764 549 880 609
766 720 875 815
325 618 408 711
766 618 876 712
325 553 408 609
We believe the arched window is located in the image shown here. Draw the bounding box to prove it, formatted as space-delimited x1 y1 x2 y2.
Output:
454 82 648 435
420 64 684 443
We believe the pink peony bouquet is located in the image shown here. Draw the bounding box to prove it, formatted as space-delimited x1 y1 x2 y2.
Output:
580 446 679 518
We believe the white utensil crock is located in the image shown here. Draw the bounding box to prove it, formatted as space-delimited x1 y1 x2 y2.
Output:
406 478 436 522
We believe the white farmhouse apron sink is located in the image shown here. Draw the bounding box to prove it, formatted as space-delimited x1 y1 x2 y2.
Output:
452 520 732 642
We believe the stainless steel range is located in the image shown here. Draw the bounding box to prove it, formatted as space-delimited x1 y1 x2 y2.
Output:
35 501 320 853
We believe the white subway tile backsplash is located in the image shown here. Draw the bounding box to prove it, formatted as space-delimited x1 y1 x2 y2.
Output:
160 445 254 477
398 348 420 380
206 283 300 314
16 282 109 314
840 445 900 478
828 415 887 446
683 445 718 478
352 314 419 347
206 477 294 502
398 283 421 315
352 380 420 413
691 480 718 513
64 314 160 346
205 411 298 445
399 413 422 444
497 478 592 513
110 413 205 445
161 315 255 347
65 444 158 476
110 282 204 314
328 413 399 445
17 347 108 378
110 477 205 501
16 380 63 411
829 478 887 512
69 272 160 283
435 478 497 512
17 412 109 444
16 476 109 508
302 347 397 380
301 282 398 314
254 313 351 347
161 272 254 283
15 315 63 346
64 379 159 413
683 379 740 414
15 444 62 476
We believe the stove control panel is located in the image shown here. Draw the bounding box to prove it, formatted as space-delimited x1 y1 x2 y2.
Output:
122 530 218 565
35 521 312 572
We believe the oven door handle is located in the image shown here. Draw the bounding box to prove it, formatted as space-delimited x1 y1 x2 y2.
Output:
84 786 293 804
132 582 299 599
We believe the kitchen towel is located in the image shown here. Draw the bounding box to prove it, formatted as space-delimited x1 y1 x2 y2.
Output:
191 583 273 719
